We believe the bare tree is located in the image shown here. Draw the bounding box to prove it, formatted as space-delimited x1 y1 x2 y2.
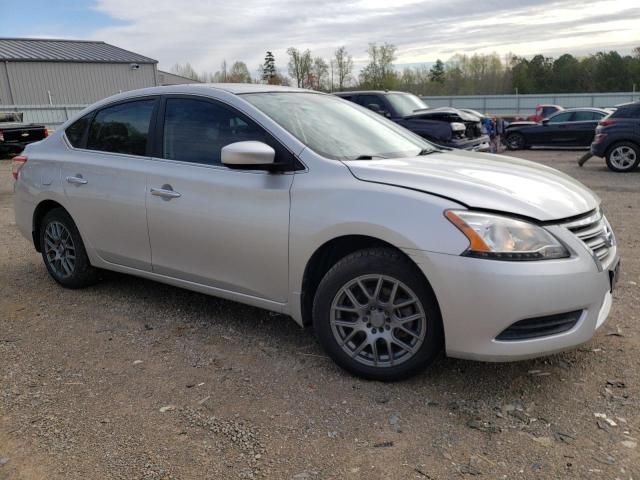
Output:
311 57 329 90
287 47 313 88
228 61 252 83
171 62 201 81
333 46 353 90
359 43 397 89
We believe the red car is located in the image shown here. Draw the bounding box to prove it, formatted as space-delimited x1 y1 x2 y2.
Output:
528 104 564 122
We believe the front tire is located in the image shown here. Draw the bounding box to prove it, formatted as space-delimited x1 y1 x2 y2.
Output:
39 208 100 288
506 132 525 150
313 248 443 381
605 142 640 172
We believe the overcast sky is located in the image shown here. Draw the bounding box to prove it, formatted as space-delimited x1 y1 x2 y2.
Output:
3 0 640 74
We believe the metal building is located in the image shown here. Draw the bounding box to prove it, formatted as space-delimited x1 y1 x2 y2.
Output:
157 70 201 86
0 38 159 105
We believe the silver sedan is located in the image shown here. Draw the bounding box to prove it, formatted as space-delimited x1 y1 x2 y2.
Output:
13 84 619 380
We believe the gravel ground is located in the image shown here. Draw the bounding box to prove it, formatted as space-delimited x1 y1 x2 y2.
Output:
1 150 639 480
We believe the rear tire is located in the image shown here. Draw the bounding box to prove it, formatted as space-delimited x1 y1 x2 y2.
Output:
312 248 443 381
605 142 640 172
506 132 526 150
39 208 100 288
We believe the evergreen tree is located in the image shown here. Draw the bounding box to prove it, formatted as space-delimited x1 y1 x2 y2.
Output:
429 59 445 83
262 51 277 82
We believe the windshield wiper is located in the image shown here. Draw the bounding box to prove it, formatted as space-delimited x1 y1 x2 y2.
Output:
417 148 437 155
350 154 388 160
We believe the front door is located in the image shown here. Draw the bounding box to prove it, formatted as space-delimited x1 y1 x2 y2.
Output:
146 96 293 302
534 111 574 146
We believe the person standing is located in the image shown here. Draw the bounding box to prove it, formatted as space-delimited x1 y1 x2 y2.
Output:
483 116 497 153
495 117 506 152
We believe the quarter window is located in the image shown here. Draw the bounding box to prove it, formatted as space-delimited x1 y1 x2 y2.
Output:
162 98 272 165
65 113 92 148
611 105 640 119
87 100 155 156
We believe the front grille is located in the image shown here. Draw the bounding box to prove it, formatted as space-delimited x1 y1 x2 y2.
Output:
496 310 583 341
562 209 614 265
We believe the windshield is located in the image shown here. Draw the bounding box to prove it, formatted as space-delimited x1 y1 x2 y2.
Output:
243 92 435 160
385 93 429 117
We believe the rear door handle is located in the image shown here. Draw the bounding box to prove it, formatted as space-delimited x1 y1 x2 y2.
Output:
150 186 181 200
66 175 88 185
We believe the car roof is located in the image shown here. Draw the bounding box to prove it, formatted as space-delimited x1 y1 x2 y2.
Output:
555 107 610 113
333 90 410 96
99 83 315 101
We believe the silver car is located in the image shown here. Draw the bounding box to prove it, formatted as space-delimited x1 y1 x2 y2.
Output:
13 84 619 380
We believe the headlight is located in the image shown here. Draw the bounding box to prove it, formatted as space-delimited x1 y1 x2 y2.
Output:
450 122 466 132
445 210 570 260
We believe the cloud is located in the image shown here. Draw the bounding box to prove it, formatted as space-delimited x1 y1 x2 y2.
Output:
90 0 640 75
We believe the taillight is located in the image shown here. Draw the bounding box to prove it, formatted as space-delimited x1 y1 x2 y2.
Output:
593 133 608 144
0 129 4 142
44 128 49 138
11 155 27 180
599 119 616 127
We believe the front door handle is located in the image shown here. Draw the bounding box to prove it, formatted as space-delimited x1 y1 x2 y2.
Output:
66 175 88 185
150 185 181 200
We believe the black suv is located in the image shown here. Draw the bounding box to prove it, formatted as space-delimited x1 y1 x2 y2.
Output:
590 101 640 172
334 91 489 151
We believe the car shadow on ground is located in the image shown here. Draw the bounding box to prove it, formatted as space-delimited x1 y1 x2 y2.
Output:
88 269 591 399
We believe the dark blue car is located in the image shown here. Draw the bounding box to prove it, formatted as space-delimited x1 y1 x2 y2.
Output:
505 108 610 150
590 101 640 172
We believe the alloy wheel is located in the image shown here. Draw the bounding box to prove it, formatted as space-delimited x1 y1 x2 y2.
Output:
329 274 427 368
610 146 637 170
44 221 76 279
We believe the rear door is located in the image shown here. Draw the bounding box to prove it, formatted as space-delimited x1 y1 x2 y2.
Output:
569 111 606 145
145 95 293 302
61 98 157 271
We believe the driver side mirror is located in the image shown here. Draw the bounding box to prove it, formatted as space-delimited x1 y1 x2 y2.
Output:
221 141 276 170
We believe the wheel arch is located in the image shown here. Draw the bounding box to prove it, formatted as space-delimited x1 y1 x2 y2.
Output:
299 235 440 327
32 200 68 252
605 139 640 157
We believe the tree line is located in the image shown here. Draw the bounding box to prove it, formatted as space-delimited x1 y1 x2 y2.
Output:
172 45 640 95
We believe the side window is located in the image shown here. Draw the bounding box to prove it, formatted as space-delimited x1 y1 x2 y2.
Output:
162 98 273 166
356 95 386 113
87 100 155 156
571 111 599 122
65 113 93 148
542 107 559 118
547 112 573 123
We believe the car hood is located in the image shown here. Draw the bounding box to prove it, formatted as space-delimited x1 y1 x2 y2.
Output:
344 150 599 221
405 107 479 122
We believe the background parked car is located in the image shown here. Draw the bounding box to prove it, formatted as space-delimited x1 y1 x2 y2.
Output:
527 104 564 122
591 101 640 172
0 112 48 158
505 108 609 150
334 91 489 151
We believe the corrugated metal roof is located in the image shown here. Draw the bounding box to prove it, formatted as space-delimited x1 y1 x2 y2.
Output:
0 38 157 64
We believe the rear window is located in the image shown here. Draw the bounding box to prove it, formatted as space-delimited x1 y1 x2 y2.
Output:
87 99 155 156
571 111 604 121
65 113 92 148
611 104 640 119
